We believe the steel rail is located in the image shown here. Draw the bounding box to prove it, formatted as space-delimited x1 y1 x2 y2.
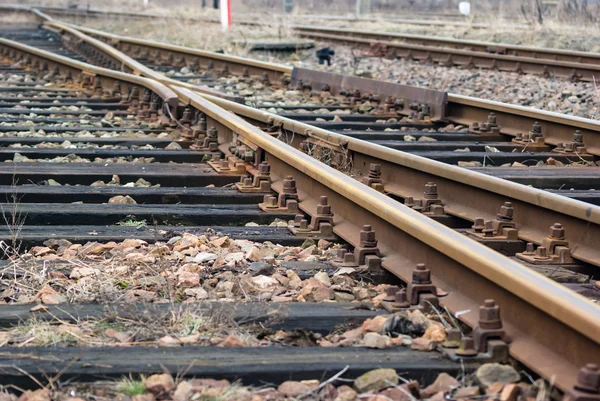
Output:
0 37 178 113
200 92 600 268
172 85 600 394
296 31 600 81
33 19 600 267
68 25 291 82
292 25 600 65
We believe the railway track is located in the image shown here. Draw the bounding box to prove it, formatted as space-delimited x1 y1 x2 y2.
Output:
0 7 597 400
2 6 588 80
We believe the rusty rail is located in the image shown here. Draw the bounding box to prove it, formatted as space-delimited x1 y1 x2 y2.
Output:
173 85 600 395
0 37 178 114
37 24 600 158
296 31 600 81
293 25 600 66
3 12 600 392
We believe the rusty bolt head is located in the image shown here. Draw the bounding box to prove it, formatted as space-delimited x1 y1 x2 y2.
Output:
575 363 600 394
384 286 400 301
294 214 304 224
360 225 377 246
550 223 565 239
471 122 480 130
483 220 495 237
369 163 381 174
478 299 502 330
424 182 438 199
404 196 415 207
536 246 548 258
299 219 309 230
455 336 478 357
258 162 270 175
573 130 583 144
565 142 575 152
488 112 497 125
343 252 357 265
497 202 514 221
531 121 542 134
412 263 431 284
472 217 485 233
394 289 410 307
317 196 332 215
446 328 461 343
242 177 252 187
208 127 218 137
353 89 361 98
282 176 297 194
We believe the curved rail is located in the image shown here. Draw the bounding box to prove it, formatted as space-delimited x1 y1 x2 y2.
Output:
0 37 178 113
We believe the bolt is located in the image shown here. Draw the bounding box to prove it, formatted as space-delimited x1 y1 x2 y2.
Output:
573 130 583 144
443 328 461 348
258 161 270 175
263 195 278 208
207 127 218 138
242 67 249 78
369 163 381 178
525 242 535 254
142 88 152 104
404 196 415 208
574 363 600 394
531 121 542 136
360 225 377 248
479 299 502 330
384 286 400 302
424 182 438 200
317 196 332 215
497 202 514 221
321 84 330 92
342 252 357 266
282 176 297 194
393 289 410 308
455 336 478 357
299 219 309 230
536 246 549 259
412 263 431 284
472 217 485 233
487 112 497 125
242 177 252 187
550 223 565 239
181 106 193 123
483 220 495 238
